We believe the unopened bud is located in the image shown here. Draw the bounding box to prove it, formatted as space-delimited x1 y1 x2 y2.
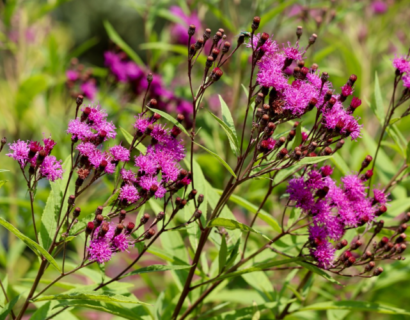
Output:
395 233 406 243
373 267 383 276
222 41 231 53
378 236 389 248
148 99 158 110
277 148 288 160
73 207 81 218
348 74 358 86
146 72 153 82
252 16 261 30
257 32 269 48
76 95 84 106
145 228 156 239
211 48 220 60
179 199 187 209
36 150 46 166
86 221 94 235
68 195 75 205
188 189 197 200
351 239 362 250
188 24 196 36
119 210 126 222
336 239 348 250
375 204 387 216
125 222 135 234
114 224 124 236
198 194 204 204
361 155 373 169
211 67 223 81
398 223 407 233
177 114 185 123
141 213 150 224
308 34 317 45
203 28 211 41
157 211 165 221
99 222 109 237
296 26 303 40
365 261 375 272
95 214 104 227
324 90 333 101
171 126 182 138
194 210 202 219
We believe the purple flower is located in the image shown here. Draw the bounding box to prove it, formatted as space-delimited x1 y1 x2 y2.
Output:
169 6 201 45
66 70 79 81
88 235 113 264
135 154 159 176
392 56 410 74
67 119 94 141
110 145 130 162
134 114 153 134
403 74 410 89
283 42 303 61
42 138 56 155
373 189 389 205
342 175 366 202
76 142 97 157
320 165 333 177
247 34 278 56
104 51 120 68
287 177 315 212
120 169 137 183
341 84 354 97
283 80 317 115
6 140 29 165
119 184 140 204
80 81 98 100
39 155 64 181
372 0 388 14
139 175 167 199
112 233 129 252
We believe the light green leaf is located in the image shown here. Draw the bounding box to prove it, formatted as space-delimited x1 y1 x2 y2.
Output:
296 300 410 315
374 72 386 124
15 75 48 117
120 127 146 154
331 152 350 175
146 106 189 136
296 262 340 285
103 21 143 65
140 42 206 64
259 0 298 28
194 142 237 178
34 291 148 305
0 181 7 189
199 258 301 286
216 190 281 232
406 141 410 165
0 217 61 271
291 123 302 150
209 218 270 241
0 294 20 320
119 264 192 280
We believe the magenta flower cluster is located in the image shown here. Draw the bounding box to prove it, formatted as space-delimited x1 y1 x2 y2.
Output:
6 137 63 182
88 223 130 264
65 69 98 100
248 34 362 140
287 166 388 268
392 55 410 89
103 51 193 124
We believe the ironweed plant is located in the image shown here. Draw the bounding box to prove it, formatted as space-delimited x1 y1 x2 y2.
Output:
2 14 410 320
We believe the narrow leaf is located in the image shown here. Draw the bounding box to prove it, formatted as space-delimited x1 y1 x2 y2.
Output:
0 217 61 271
194 142 237 178
209 217 270 241
103 21 143 65
296 261 340 285
119 264 192 279
218 234 228 274
146 106 189 136
120 127 146 154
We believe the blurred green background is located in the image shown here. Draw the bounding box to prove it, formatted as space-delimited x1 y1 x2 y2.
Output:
1 0 410 319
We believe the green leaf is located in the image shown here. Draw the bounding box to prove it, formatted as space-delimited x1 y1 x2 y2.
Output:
369 72 385 124
119 264 192 280
291 123 302 150
39 156 72 250
296 300 410 315
0 181 7 189
259 0 298 28
296 262 341 285
0 217 61 271
140 42 206 64
120 127 146 154
15 75 48 117
103 21 143 65
55 300 152 320
406 141 410 165
0 294 20 320
34 291 147 305
216 190 281 232
218 234 228 274
272 156 333 184
330 152 350 175
209 218 270 241
146 106 189 136
200 258 301 286
194 142 237 178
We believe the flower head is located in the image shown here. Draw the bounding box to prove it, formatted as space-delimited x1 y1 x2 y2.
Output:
6 140 29 165
392 56 410 74
40 156 64 181
119 184 140 204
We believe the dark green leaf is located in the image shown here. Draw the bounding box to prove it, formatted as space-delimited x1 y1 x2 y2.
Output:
218 234 228 274
0 294 20 320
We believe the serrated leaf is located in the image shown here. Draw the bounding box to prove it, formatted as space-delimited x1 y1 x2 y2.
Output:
34 291 147 305
216 190 281 232
120 127 146 154
194 142 237 178
296 300 410 315
119 264 192 280
103 21 143 65
296 262 341 285
0 217 60 271
146 106 189 136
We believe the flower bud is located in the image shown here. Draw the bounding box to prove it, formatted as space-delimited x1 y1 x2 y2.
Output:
119 210 126 222
179 199 187 209
252 16 260 30
378 236 389 248
213 31 222 44
276 148 288 160
308 34 317 45
237 34 245 46
348 74 357 86
68 195 75 205
148 99 158 110
308 97 318 110
395 233 406 243
188 189 197 200
324 90 333 101
75 177 84 187
198 194 204 204
86 221 94 235
222 41 231 53
361 155 373 169
336 239 348 250
375 204 387 216
365 261 375 272
157 211 165 221
145 228 156 239
323 147 333 155
350 239 362 250
114 224 124 236
189 44 197 57
125 222 135 234
177 114 185 123
211 67 223 81
373 267 383 276
343 250 352 260
296 26 303 40
76 95 84 106
211 48 220 60
345 256 356 267
398 223 408 233
140 213 150 224
145 124 154 135
95 206 103 216
95 214 104 227
300 67 309 80
194 210 202 219
257 32 269 48
203 28 211 41
321 72 329 83
287 130 296 141
146 72 153 82
72 207 81 218
171 126 182 138
99 222 109 237
398 243 407 253
0 137 6 148
188 24 196 36
36 150 46 166
194 37 204 50
374 220 384 233
384 241 394 252
99 159 108 170
315 186 329 199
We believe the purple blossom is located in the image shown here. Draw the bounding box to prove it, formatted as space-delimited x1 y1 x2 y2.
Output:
372 1 388 14
76 142 97 157
287 177 315 212
42 138 56 155
80 81 98 100
283 80 317 115
112 233 129 252
342 175 366 201
320 165 333 177
134 114 153 134
341 84 354 97
247 33 278 57
6 140 29 165
39 155 64 181
120 169 137 183
169 6 201 45
119 184 140 204
283 42 303 61
67 119 94 141
392 56 410 74
66 70 79 81
403 74 410 89
139 175 167 199
110 145 130 162
135 154 158 176
373 189 389 205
